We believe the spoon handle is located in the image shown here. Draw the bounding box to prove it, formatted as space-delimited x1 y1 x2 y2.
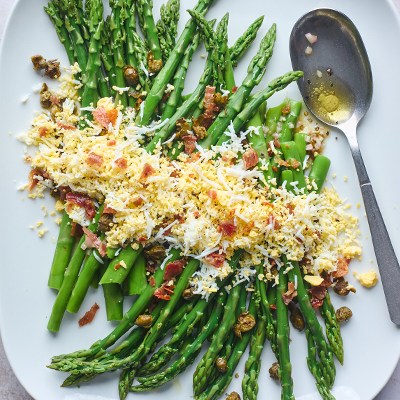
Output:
346 131 400 324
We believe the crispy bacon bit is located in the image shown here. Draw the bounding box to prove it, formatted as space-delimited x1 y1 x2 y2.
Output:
139 237 147 242
114 158 128 169
276 158 290 168
270 304 277 310
204 251 226 268
332 257 350 278
311 297 324 308
319 277 332 287
50 94 59 105
92 106 118 129
28 170 40 191
162 91 171 101
286 203 295 214
154 283 175 300
107 139 117 146
39 126 49 137
291 159 301 169
232 86 238 93
193 211 201 218
108 109 118 125
71 222 84 238
273 138 281 148
271 166 278 172
57 121 76 130
186 152 202 163
132 196 144 207
82 227 107 257
79 303 99 327
281 103 291 114
149 275 156 287
182 135 197 154
243 148 259 170
208 190 218 200
66 192 96 220
114 263 121 271
139 163 156 181
263 201 274 207
85 152 104 168
309 285 327 300
267 214 280 230
164 259 187 281
218 219 236 237
202 86 217 128
103 206 117 214
174 214 185 224
28 168 51 191
282 282 297 305
55 186 70 201
243 221 255 233
146 260 157 273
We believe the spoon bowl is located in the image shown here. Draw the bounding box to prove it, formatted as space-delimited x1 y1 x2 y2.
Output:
290 8 372 127
290 9 400 325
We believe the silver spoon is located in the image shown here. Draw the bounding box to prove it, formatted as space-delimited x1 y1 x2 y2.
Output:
290 8 400 324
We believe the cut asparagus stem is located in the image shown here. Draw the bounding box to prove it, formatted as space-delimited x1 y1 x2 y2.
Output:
50 248 182 362
48 210 74 290
100 259 124 321
276 265 295 400
47 204 104 332
99 245 143 285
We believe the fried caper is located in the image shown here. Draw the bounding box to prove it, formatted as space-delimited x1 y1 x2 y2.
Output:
336 306 353 323
226 391 241 400
215 357 228 373
333 277 356 296
269 362 280 380
288 302 305 332
135 315 153 329
123 65 139 86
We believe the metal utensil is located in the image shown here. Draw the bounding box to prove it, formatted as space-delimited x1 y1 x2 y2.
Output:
290 8 400 324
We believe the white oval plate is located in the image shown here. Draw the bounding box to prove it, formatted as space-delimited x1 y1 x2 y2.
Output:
1 1 400 399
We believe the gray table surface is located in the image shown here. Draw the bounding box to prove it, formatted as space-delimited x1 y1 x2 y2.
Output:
1 0 400 399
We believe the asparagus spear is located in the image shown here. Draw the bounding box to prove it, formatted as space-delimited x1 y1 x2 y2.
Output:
193 281 242 396
276 265 295 400
50 257 200 374
47 204 104 332
197 294 256 400
132 289 228 391
99 245 143 285
280 100 302 142
109 0 128 107
242 272 267 400
215 72 304 147
199 23 277 148
60 0 88 74
50 248 183 363
136 0 216 126
136 0 163 61
47 211 74 290
229 16 264 66
157 0 180 63
123 252 148 295
161 29 202 121
66 233 106 314
44 2 76 67
137 250 244 377
118 298 197 399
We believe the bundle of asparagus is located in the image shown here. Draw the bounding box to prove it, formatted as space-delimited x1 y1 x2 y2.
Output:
22 1 362 399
